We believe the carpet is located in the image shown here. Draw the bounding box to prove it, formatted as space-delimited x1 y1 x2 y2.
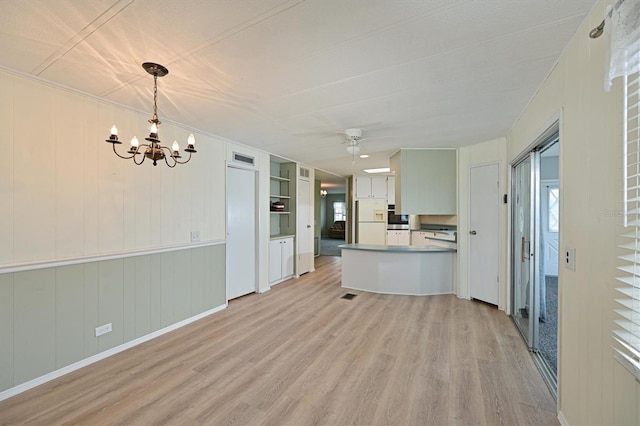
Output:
320 237 344 256
538 275 558 375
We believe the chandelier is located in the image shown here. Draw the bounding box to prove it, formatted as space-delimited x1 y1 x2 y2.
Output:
105 62 196 167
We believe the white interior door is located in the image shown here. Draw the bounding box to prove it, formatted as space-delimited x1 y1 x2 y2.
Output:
469 163 500 306
297 177 312 275
226 166 257 300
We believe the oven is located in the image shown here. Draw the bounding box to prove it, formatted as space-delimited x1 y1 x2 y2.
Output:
387 204 409 230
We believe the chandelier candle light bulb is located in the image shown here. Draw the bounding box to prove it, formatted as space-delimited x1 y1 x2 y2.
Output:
105 62 197 167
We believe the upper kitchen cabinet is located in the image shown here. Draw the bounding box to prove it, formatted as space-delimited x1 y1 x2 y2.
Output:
387 175 395 205
355 176 388 199
390 149 457 214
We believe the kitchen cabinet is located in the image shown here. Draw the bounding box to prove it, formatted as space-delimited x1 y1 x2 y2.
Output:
387 176 395 205
387 230 410 246
411 231 431 246
355 176 388 199
269 237 294 284
390 149 456 214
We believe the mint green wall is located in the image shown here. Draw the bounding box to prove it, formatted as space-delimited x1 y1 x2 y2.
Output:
0 244 225 392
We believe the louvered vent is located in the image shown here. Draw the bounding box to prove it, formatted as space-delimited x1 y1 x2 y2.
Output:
233 152 255 166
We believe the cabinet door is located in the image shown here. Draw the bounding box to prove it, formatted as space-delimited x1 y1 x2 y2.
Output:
387 176 395 205
386 231 394 245
370 176 388 199
387 231 404 246
411 231 430 246
281 237 294 277
397 230 410 245
355 177 372 199
269 240 282 282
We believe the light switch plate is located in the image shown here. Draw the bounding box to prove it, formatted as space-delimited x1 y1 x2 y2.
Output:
190 231 201 242
564 246 576 271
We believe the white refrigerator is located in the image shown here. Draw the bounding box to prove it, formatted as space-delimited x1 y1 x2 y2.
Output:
356 199 387 245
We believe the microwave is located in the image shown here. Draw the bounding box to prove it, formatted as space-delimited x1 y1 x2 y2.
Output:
387 205 409 226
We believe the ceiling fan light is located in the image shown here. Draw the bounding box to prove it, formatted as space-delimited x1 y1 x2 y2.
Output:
346 144 360 154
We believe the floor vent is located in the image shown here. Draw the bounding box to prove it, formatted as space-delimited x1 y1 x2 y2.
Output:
341 293 357 300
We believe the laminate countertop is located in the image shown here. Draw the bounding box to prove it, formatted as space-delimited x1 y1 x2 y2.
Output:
339 243 456 253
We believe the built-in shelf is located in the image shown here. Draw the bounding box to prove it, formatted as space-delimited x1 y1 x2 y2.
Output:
270 157 296 239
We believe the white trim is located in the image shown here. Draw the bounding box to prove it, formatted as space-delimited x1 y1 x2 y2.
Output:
258 286 271 294
557 410 569 426
0 240 225 274
0 303 227 402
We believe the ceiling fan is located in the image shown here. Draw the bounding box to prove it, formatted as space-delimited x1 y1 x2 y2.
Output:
338 128 366 158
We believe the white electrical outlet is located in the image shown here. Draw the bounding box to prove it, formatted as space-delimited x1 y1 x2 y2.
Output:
95 323 112 337
190 231 201 242
564 246 576 271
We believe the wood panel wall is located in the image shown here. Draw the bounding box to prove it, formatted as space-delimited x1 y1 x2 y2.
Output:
0 245 226 392
0 70 226 265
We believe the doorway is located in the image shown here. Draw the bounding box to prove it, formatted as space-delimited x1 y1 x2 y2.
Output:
511 129 559 396
226 165 258 300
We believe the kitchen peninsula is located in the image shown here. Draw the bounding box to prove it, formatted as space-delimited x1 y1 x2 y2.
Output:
340 244 456 296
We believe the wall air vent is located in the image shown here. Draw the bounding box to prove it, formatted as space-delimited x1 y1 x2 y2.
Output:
300 167 310 178
232 152 255 166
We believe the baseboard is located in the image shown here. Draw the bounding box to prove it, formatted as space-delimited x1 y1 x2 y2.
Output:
0 303 227 402
558 410 568 426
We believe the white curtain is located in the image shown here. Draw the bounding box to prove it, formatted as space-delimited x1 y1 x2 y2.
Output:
605 0 640 91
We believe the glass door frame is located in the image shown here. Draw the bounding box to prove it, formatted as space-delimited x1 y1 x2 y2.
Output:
510 131 560 400
511 152 539 347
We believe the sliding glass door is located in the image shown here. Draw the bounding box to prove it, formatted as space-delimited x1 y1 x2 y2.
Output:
512 154 535 343
511 134 560 397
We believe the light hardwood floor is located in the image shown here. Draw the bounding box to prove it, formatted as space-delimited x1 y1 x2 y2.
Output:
0 256 558 425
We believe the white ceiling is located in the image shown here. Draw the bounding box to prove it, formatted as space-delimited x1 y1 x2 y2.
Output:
0 0 596 187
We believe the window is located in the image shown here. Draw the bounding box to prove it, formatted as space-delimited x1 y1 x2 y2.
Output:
616 69 640 380
333 201 346 222
548 187 559 232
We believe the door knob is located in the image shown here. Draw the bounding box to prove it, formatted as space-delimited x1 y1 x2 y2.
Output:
470 230 477 235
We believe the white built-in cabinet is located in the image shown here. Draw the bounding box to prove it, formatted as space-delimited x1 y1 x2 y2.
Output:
387 230 410 246
387 176 395 205
390 149 456 214
355 176 388 199
270 157 297 284
269 237 294 284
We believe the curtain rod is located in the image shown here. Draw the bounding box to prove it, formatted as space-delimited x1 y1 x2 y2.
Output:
589 0 626 38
